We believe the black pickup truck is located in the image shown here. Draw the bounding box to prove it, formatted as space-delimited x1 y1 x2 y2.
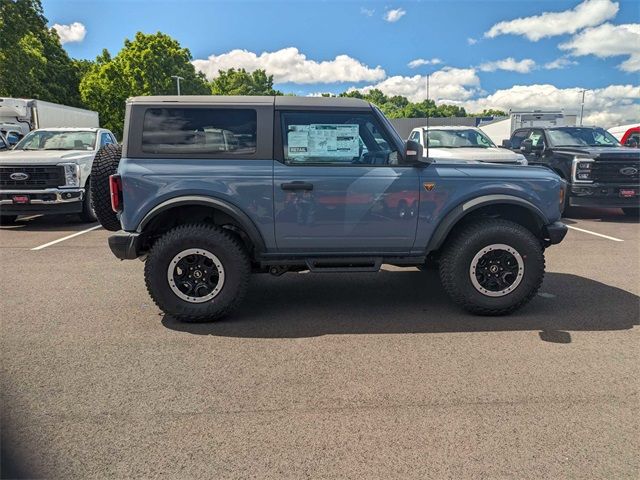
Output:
503 126 640 216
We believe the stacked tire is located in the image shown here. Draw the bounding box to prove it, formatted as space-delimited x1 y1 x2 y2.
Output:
91 144 122 231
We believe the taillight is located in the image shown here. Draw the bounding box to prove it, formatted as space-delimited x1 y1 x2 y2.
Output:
109 174 123 212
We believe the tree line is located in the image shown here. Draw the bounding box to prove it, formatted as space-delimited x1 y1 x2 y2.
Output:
0 0 505 138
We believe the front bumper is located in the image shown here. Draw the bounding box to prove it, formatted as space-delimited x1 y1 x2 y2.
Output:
570 183 639 208
543 221 567 246
0 188 84 215
108 231 141 260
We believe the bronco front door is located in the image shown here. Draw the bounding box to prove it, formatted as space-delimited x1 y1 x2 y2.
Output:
273 110 420 253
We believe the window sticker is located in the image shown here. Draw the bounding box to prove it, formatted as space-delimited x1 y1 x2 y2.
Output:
287 124 359 159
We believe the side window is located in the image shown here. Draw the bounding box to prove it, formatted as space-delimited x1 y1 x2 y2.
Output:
510 130 529 149
281 111 398 166
409 131 420 143
527 129 546 148
100 132 114 146
142 108 257 155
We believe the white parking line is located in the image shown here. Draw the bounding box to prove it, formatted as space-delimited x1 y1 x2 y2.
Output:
31 225 102 250
565 224 624 242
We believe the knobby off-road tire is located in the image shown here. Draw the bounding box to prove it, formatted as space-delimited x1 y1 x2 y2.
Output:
90 144 122 231
439 218 545 315
144 224 251 322
78 176 98 222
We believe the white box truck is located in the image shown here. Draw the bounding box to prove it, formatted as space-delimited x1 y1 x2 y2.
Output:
479 110 577 145
0 98 99 145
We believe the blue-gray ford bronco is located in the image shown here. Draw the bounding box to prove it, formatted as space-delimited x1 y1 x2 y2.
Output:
90 96 567 322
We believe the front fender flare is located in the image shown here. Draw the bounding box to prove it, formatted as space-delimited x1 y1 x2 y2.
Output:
426 194 549 253
136 195 266 254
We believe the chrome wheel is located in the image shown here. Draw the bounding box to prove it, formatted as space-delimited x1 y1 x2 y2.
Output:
469 244 524 297
167 248 225 303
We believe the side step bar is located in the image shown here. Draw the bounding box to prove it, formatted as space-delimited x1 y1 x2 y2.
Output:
305 257 382 273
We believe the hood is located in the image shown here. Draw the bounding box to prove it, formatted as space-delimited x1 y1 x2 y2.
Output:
0 149 95 165
553 146 640 160
426 147 526 163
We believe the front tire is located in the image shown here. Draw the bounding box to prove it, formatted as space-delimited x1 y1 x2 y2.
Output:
144 224 250 322
439 219 545 315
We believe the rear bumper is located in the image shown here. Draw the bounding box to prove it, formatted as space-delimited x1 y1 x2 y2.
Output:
543 221 567 245
108 231 141 260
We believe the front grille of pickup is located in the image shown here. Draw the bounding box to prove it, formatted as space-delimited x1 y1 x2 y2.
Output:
592 160 640 184
0 165 65 189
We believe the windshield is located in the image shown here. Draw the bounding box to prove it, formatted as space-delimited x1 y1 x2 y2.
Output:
426 129 496 148
14 130 97 151
547 127 621 147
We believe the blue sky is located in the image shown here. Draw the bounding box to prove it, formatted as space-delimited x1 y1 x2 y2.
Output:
43 0 639 125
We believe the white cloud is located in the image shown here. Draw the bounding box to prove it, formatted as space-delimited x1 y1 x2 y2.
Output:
461 84 640 127
50 22 86 44
479 58 536 73
384 8 406 23
559 23 640 72
467 37 478 45
355 67 482 103
360 7 375 17
484 0 619 41
408 58 443 68
544 57 579 70
193 47 386 84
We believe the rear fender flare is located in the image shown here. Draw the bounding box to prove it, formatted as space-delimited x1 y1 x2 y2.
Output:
137 195 266 254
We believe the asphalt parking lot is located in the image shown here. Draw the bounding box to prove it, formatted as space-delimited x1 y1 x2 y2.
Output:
1 209 638 479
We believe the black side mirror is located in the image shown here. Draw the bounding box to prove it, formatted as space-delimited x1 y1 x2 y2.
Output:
403 140 424 165
501 139 512 149
520 139 533 154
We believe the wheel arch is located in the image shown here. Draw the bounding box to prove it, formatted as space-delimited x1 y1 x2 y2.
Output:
137 195 266 256
426 195 549 254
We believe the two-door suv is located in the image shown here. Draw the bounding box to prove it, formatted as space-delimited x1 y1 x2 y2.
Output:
91 96 567 322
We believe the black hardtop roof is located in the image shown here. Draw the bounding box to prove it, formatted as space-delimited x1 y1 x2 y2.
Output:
127 95 372 109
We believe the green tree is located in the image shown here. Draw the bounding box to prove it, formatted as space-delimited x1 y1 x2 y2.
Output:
472 108 507 117
341 89 466 119
80 32 209 137
210 68 281 96
0 0 83 106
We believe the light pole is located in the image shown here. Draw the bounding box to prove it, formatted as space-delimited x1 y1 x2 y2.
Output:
171 75 184 95
579 89 586 126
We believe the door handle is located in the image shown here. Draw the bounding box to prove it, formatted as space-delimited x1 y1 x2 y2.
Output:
281 181 314 191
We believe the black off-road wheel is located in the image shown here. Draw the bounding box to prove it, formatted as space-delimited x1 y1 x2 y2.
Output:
78 176 97 223
91 144 122 231
439 218 545 315
144 224 251 322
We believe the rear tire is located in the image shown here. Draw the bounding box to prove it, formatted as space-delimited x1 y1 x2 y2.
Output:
439 219 545 315
622 207 639 218
91 144 122 231
144 224 251 322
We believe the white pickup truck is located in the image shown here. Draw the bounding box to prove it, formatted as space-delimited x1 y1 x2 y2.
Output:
0 127 117 223
408 126 528 165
